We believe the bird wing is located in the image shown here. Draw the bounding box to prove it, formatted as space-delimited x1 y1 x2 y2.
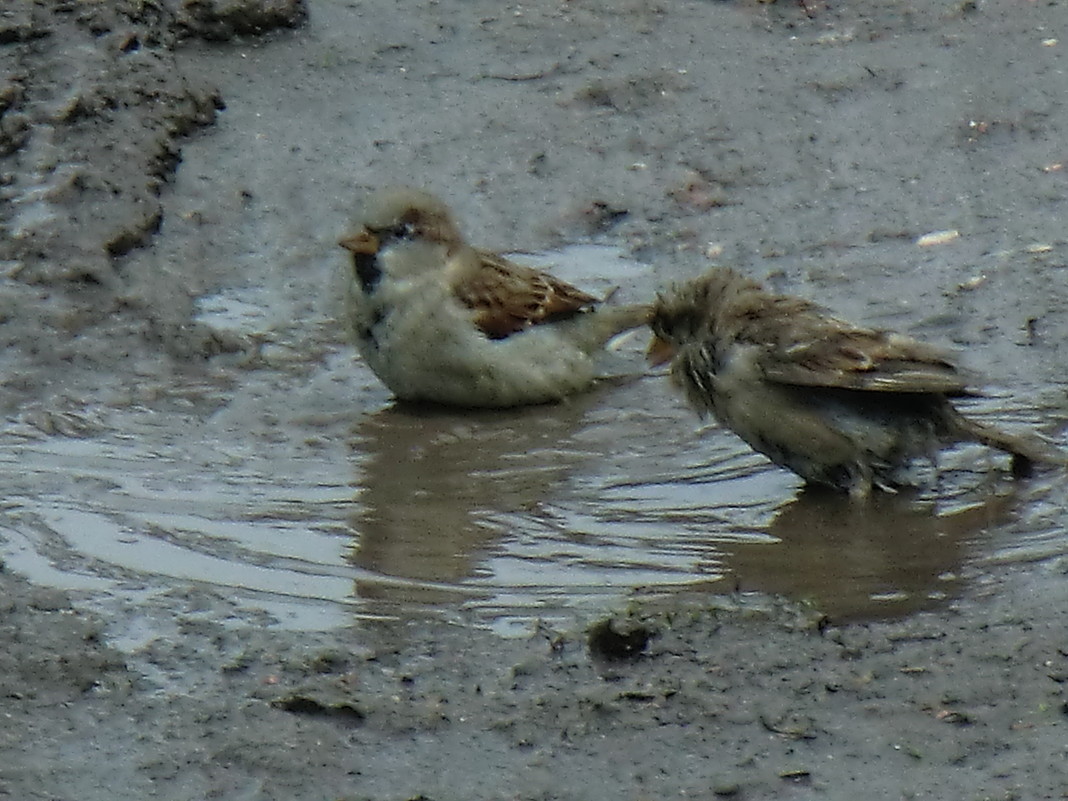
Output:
758 322 971 394
452 249 601 340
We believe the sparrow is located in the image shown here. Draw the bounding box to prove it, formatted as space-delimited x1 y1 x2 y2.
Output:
649 267 1065 499
338 187 651 407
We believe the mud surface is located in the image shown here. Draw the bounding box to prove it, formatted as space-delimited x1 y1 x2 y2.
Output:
3 0 1068 798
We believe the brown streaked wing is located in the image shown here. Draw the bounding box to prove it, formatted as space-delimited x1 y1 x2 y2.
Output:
454 250 600 340
759 328 971 395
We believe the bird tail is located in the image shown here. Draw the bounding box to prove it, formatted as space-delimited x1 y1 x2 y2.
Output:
954 413 1068 476
580 299 653 348
606 302 654 333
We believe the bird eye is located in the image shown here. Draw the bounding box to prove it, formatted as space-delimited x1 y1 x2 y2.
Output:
380 222 414 243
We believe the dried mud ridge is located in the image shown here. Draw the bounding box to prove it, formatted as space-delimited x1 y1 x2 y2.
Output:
1 0 305 405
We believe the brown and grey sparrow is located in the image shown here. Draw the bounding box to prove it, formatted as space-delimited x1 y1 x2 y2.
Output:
338 187 651 407
649 267 1065 499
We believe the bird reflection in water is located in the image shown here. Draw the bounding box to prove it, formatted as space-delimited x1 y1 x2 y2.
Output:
345 392 606 615
723 483 1020 622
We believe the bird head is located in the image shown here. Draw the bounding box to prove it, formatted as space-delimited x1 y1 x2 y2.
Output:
339 187 465 291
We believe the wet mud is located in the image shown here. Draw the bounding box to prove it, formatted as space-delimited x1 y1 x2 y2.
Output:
2 0 1068 798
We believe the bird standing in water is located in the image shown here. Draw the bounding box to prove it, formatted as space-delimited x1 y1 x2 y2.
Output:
649 267 1064 499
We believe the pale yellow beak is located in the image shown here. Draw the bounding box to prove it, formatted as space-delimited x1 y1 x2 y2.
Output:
338 228 380 255
646 335 676 367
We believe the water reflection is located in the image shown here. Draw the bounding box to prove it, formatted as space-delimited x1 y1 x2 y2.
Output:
725 484 1020 621
1 347 1062 634
346 391 608 614
342 369 1055 626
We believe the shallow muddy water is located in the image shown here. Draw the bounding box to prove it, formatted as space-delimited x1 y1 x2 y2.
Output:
4 0 1068 643
4 259 1065 635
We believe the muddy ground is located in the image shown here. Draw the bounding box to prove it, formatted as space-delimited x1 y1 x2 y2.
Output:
2 0 1068 798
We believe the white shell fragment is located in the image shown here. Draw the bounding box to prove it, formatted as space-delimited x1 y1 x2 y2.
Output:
916 229 961 247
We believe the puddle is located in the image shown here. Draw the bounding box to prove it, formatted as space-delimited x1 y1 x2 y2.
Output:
2 246 1066 636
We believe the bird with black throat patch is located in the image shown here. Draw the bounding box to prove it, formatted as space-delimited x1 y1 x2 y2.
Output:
338 187 651 408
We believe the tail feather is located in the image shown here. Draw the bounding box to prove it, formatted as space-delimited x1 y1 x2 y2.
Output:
606 302 655 333
955 414 1068 472
580 302 653 348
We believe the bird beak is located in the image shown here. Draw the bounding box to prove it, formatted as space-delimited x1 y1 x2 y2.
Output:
338 228 380 255
646 335 676 367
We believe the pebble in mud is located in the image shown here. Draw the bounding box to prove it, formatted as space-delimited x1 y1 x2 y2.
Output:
587 617 653 662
